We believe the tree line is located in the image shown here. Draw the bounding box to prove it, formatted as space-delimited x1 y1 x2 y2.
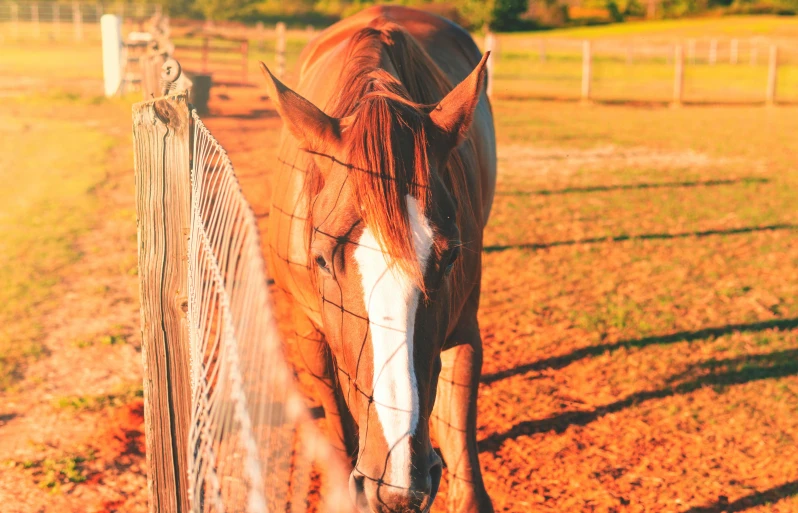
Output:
161 0 796 31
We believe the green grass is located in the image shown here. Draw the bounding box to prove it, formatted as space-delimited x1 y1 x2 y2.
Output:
0 110 113 388
53 384 143 413
485 15 798 104
0 39 133 389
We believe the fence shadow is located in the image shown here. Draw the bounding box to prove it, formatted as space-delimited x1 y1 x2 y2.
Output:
482 224 797 254
683 481 798 512
495 177 768 197
481 318 798 385
478 348 798 453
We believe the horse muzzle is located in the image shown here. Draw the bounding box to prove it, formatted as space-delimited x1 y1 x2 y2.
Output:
349 451 442 513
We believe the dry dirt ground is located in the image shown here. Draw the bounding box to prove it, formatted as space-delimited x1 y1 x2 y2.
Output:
202 87 798 513
2 80 797 512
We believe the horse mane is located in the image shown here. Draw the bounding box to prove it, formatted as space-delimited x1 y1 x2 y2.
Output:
308 19 476 291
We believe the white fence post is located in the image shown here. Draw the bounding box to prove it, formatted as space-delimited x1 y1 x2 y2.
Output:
10 2 19 40
485 32 495 99
256 21 265 51
53 2 60 38
750 39 758 66
730 38 738 64
766 44 778 106
32 3 40 39
581 40 592 104
102 15 123 97
672 44 684 107
73 1 83 42
276 21 286 79
709 39 717 65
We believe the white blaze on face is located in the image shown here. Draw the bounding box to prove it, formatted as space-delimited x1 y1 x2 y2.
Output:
353 195 434 486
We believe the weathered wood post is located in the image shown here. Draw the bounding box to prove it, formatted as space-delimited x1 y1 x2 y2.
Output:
485 31 496 99
581 40 592 104
672 44 684 107
276 21 286 79
132 93 192 513
766 44 778 106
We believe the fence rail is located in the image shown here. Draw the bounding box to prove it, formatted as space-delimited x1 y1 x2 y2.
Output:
133 92 351 513
484 34 798 105
0 0 161 41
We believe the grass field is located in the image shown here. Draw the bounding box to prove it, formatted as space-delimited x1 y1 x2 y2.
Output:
1 13 798 512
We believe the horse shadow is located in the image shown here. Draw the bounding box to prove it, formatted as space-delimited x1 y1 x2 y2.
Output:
482 224 797 254
478 320 798 453
494 177 768 197
683 480 798 512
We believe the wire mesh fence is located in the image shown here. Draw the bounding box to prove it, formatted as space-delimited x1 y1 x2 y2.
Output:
133 92 351 513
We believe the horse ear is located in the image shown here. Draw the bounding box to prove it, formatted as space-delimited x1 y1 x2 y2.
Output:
259 62 342 151
429 51 490 148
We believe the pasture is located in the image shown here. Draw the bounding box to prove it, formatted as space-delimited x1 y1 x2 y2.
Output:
1 14 798 512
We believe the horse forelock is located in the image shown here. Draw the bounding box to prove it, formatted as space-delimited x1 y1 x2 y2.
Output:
305 22 475 293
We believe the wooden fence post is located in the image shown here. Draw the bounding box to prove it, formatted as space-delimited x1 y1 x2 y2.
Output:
672 44 684 107
32 3 40 39
730 38 738 64
201 37 209 73
750 39 758 66
53 2 60 38
256 21 264 52
241 40 249 83
485 31 495 99
73 1 83 42
581 40 592 104
10 2 18 40
709 39 717 65
766 44 778 106
276 21 286 79
132 93 192 513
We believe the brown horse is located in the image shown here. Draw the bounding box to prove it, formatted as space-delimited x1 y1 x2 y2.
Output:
261 6 496 512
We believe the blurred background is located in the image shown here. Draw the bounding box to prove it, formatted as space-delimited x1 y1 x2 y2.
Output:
1 0 798 512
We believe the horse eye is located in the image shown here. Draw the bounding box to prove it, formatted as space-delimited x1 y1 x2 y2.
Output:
444 246 460 275
315 254 331 275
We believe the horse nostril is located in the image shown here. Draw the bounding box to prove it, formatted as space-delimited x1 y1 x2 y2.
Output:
429 462 442 498
348 472 368 511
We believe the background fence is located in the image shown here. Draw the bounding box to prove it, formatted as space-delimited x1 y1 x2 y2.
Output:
132 92 350 512
0 1 161 41
485 35 798 104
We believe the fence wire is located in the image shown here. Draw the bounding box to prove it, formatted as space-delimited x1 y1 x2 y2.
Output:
187 110 348 513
